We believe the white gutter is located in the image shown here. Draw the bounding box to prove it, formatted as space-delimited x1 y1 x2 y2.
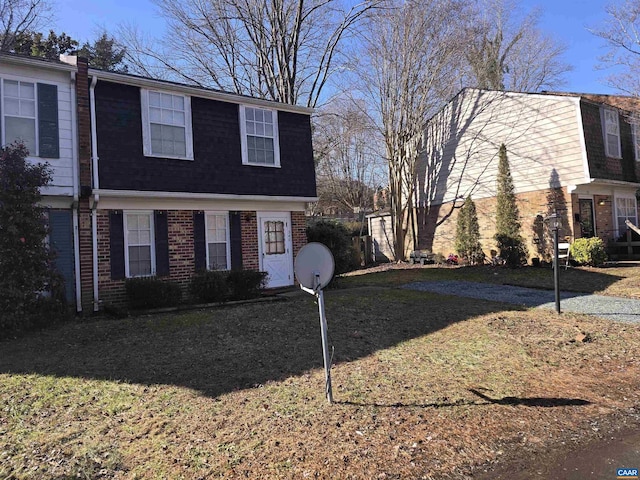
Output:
90 75 100 312
92 188 317 203
70 70 82 312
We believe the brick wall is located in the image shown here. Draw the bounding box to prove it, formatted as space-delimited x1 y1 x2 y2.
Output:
240 211 259 270
97 210 197 307
594 195 615 242
417 187 576 262
291 211 308 258
76 57 94 312
97 208 304 307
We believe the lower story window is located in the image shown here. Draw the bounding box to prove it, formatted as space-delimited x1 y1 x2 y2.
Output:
125 212 155 277
206 212 230 270
616 196 638 238
264 220 285 254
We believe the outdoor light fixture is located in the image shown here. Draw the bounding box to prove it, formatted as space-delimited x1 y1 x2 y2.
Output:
598 198 607 206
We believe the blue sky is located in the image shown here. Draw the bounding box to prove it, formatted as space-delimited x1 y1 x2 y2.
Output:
52 0 620 95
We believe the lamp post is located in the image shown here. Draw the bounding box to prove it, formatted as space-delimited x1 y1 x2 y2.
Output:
546 213 561 314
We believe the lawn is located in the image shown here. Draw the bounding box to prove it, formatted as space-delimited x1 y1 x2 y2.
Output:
1 265 639 479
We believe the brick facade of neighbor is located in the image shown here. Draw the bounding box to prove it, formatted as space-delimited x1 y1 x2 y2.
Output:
417 187 576 262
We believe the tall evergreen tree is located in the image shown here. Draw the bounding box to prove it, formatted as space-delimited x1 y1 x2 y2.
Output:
455 195 484 265
77 33 128 73
494 144 527 266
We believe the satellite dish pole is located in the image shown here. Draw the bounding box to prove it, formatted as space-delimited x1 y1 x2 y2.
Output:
294 243 335 404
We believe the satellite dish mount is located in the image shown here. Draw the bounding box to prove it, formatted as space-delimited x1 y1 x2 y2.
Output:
294 242 335 404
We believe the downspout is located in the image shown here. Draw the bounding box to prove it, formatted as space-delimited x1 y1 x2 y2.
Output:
90 75 100 312
70 70 82 312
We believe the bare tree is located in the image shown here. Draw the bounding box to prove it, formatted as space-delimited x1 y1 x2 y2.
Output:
0 0 53 52
313 97 384 220
121 0 379 107
591 0 640 96
464 0 571 92
357 0 469 260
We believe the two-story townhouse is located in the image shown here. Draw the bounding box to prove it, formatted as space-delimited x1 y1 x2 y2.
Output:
0 53 81 309
369 88 640 262
80 69 317 309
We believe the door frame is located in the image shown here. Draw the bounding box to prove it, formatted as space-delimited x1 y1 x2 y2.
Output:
257 211 294 288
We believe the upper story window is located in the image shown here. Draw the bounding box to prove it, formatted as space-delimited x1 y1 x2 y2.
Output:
140 89 193 160
205 212 230 270
602 108 621 158
124 212 155 277
3 80 36 154
1 79 59 158
239 105 280 167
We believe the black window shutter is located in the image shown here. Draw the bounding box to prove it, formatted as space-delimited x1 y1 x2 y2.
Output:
193 211 206 271
37 83 59 158
229 212 243 270
109 211 125 280
155 211 170 276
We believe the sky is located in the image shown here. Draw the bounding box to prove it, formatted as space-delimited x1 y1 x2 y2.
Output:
52 0 621 95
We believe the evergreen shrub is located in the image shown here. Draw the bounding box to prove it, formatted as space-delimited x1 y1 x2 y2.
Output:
306 220 357 274
570 238 607 266
125 277 182 309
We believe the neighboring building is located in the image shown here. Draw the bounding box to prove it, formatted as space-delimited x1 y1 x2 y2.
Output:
371 88 640 261
1 53 317 313
83 68 316 309
0 53 81 309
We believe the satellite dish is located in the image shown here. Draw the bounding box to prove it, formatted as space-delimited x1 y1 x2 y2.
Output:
294 242 335 290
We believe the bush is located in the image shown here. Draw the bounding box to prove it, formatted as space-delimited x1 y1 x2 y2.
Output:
190 269 267 303
125 277 182 309
190 270 229 303
226 270 267 300
306 220 358 274
570 237 607 266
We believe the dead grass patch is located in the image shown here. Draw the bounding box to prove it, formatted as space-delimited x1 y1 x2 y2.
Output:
1 281 640 479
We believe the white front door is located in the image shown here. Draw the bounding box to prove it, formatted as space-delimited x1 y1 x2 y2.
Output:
258 212 294 288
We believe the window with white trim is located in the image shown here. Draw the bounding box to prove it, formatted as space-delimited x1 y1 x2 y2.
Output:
602 108 621 158
141 89 193 159
239 105 280 167
206 212 230 270
615 196 638 238
124 212 155 277
2 79 36 154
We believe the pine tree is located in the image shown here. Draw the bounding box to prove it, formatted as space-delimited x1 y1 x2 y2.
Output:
455 195 485 265
494 144 527 266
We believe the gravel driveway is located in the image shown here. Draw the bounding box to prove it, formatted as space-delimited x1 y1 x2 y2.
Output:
402 280 640 323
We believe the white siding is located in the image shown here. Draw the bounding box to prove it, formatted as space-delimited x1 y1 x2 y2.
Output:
369 215 395 262
417 89 589 207
0 62 75 197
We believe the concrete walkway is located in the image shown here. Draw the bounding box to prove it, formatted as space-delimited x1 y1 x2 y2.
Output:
402 280 640 323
